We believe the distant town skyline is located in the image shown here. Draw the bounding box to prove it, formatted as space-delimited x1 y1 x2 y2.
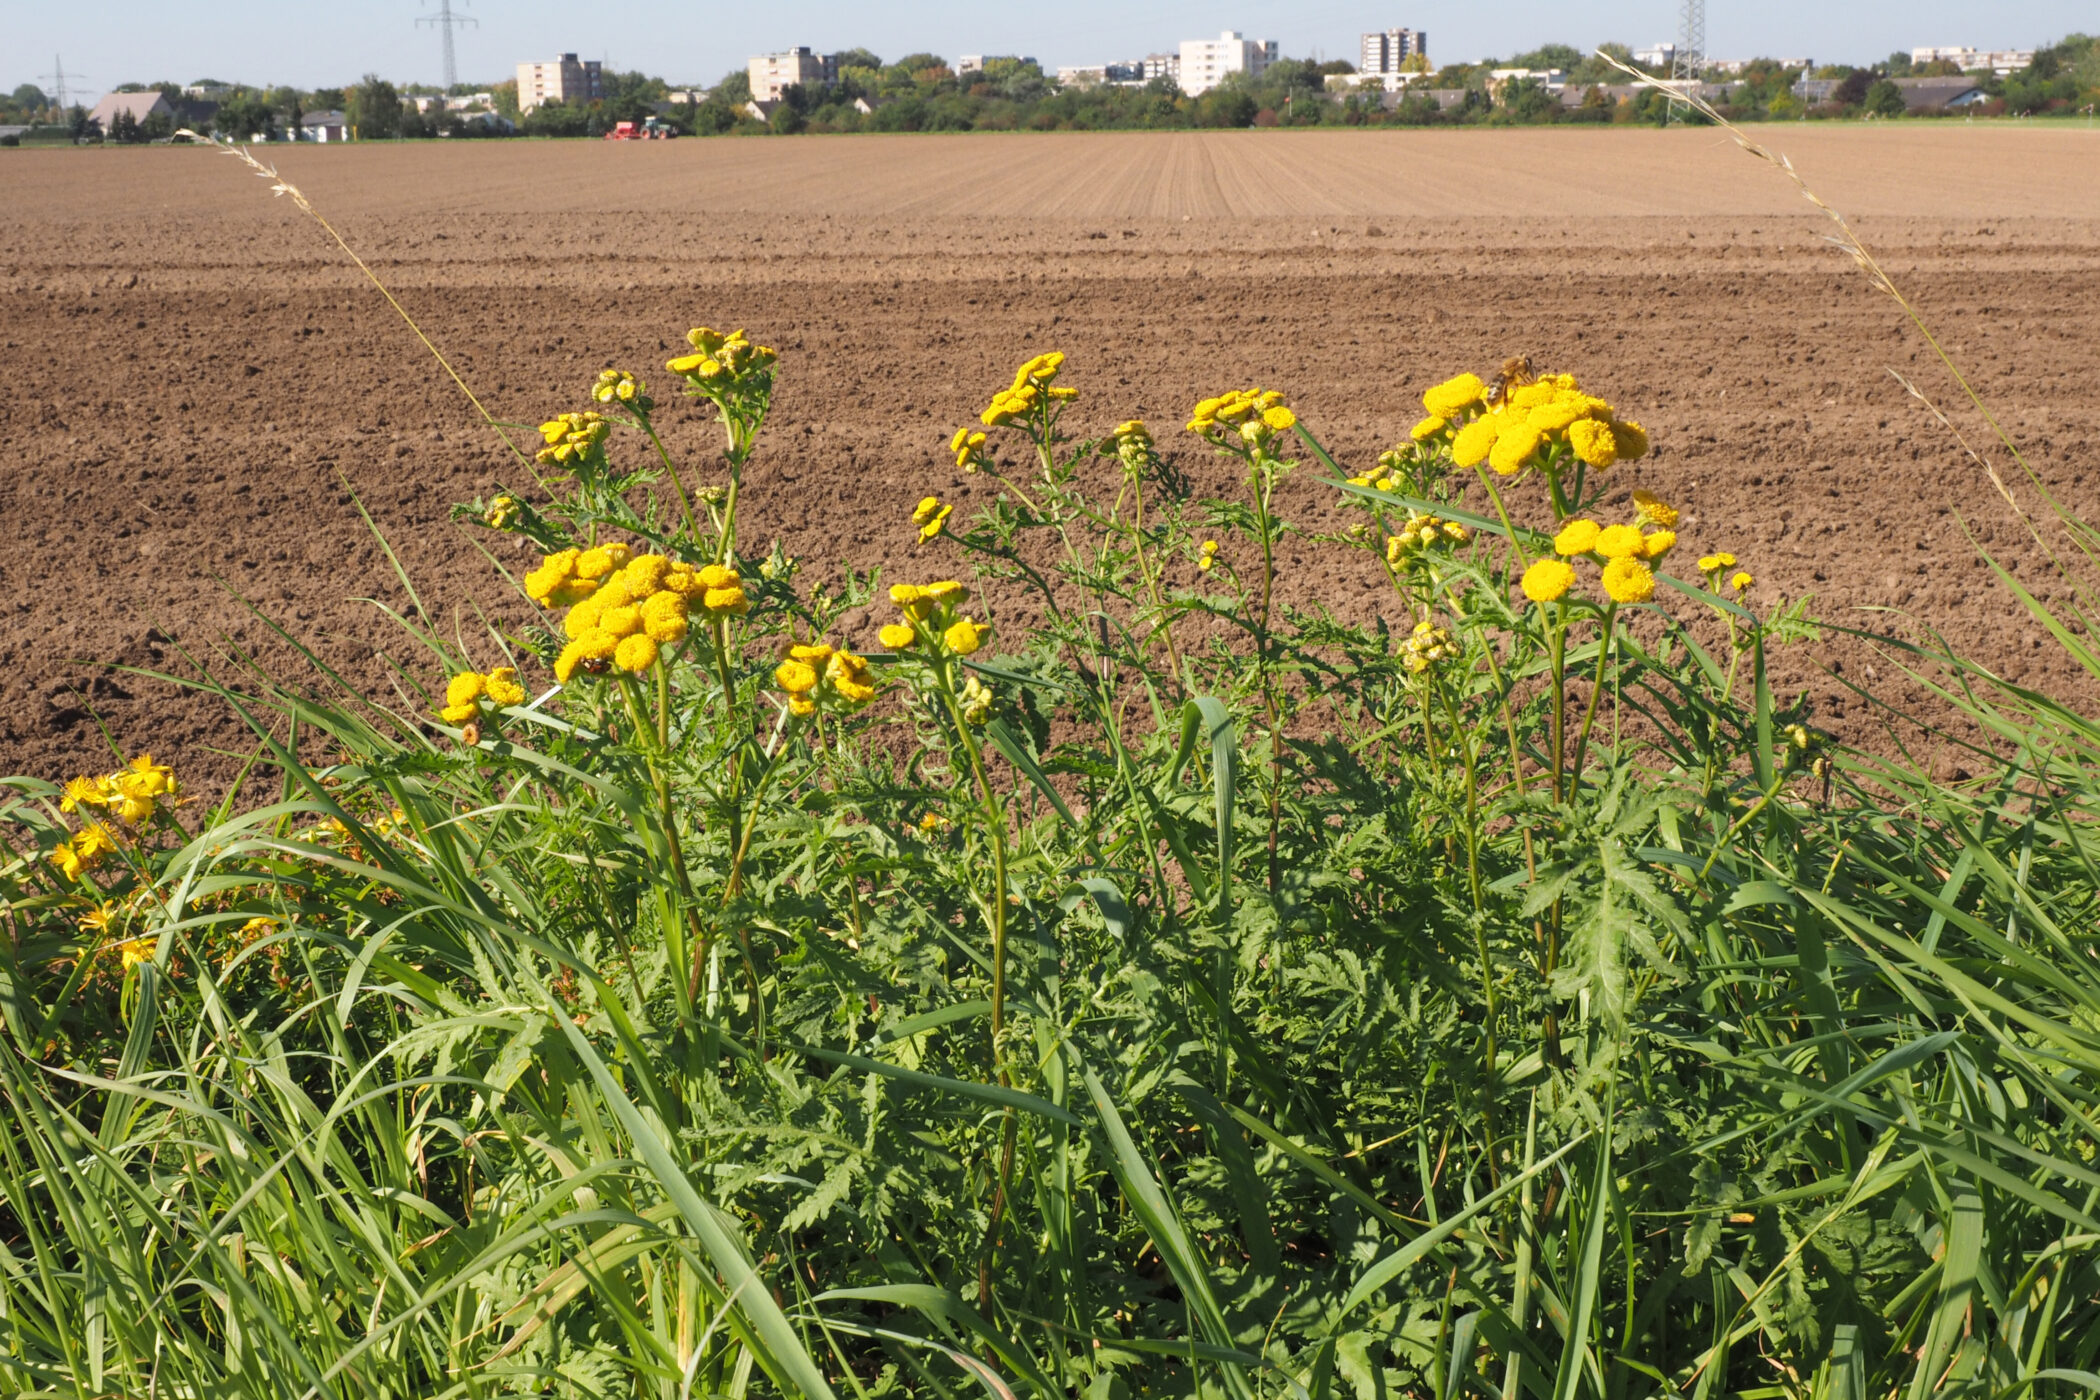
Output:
10 0 2092 96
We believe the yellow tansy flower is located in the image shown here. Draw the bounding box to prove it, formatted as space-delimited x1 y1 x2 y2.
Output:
944 619 984 655
1594 524 1645 560
1553 520 1601 556
1601 556 1657 604
1567 419 1618 469
1631 489 1678 528
879 623 917 649
1521 559 1576 603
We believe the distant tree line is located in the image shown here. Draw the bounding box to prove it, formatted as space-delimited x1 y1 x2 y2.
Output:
13 33 2093 149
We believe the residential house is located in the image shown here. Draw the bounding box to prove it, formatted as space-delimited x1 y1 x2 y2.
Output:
87 91 176 135
301 109 348 141
1891 76 1990 111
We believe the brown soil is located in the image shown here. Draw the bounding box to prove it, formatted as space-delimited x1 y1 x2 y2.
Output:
4 129 2097 787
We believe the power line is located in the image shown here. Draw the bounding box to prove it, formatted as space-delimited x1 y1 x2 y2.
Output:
39 54 86 112
417 0 478 91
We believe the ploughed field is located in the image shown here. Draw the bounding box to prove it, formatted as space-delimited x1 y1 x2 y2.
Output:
3 127 2097 785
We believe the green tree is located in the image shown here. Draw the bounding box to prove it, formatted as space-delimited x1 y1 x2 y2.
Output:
12 83 49 111
1864 79 1906 117
1509 43 1583 71
68 104 91 142
214 90 275 140
347 74 402 138
833 47 882 72
712 68 752 104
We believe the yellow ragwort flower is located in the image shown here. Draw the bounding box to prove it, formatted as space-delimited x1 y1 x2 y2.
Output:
1521 559 1576 603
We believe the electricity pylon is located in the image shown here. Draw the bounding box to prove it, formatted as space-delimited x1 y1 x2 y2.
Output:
1668 0 1705 124
417 0 477 92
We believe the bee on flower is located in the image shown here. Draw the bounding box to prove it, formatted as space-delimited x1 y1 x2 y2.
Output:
912 496 954 545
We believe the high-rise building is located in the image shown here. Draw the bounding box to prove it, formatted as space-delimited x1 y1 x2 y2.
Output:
1143 53 1181 84
749 48 838 102
1359 28 1428 75
516 54 604 115
1178 30 1277 97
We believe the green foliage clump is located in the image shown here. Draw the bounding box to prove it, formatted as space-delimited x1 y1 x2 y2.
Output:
7 328 2100 1400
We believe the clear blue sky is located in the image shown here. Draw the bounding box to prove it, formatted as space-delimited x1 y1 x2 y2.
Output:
10 0 2090 96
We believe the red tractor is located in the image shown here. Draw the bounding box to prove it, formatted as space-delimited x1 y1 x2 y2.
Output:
604 117 680 140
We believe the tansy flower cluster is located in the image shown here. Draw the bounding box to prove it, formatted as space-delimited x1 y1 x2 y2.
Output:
773 642 877 718
526 543 635 608
1187 389 1296 448
529 548 740 682
1347 449 1410 492
1521 499 1680 605
592 369 654 412
879 582 984 657
1386 510 1469 567
440 667 527 725
1197 539 1220 572
667 328 776 392
1400 619 1459 676
1698 552 1753 593
537 411 611 466
1415 370 1649 478
1109 419 1152 466
913 496 953 545
61 755 180 828
485 494 521 530
978 351 1077 429
950 427 990 473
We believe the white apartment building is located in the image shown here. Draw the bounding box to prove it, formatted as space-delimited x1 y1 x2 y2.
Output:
516 54 604 115
1911 46 2034 74
1631 43 1677 68
1360 28 1428 75
1143 53 1181 84
749 48 836 102
1179 30 1277 96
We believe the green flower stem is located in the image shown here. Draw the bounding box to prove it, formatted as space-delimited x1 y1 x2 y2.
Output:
931 655 1018 1314
1566 602 1619 799
638 416 703 549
